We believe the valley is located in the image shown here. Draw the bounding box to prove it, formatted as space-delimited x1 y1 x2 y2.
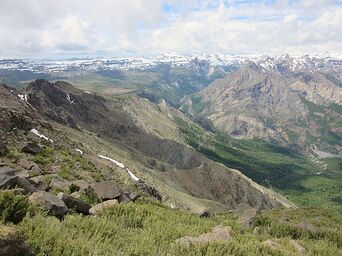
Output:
0 54 341 255
1 1 342 254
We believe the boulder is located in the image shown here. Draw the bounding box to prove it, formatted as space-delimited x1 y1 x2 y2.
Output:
28 191 68 219
0 225 34 256
29 175 49 191
72 180 90 191
70 191 81 199
90 180 122 200
117 193 131 203
235 203 258 227
14 169 30 179
89 199 119 215
21 143 42 155
57 192 91 214
0 141 6 156
50 175 72 191
18 159 42 175
128 193 140 202
0 167 18 189
16 177 37 194
175 225 231 248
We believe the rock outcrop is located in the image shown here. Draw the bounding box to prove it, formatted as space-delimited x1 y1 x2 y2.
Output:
21 142 42 155
89 199 119 215
0 167 18 189
90 180 122 201
175 225 232 247
28 191 68 219
57 192 91 214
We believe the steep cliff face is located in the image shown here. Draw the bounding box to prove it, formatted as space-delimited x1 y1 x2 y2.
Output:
0 80 295 213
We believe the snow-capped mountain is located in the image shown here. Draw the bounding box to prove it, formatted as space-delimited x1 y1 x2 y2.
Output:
1 53 341 74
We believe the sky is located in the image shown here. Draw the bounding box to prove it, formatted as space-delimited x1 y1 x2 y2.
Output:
0 0 341 58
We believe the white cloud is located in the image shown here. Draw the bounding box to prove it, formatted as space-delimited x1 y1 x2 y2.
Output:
0 0 341 57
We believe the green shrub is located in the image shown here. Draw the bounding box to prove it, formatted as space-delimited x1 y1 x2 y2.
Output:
0 190 29 224
18 202 342 256
33 147 54 166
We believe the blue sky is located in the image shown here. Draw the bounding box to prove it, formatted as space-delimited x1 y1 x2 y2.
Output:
0 0 341 57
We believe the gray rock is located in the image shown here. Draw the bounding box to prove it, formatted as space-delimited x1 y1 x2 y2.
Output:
29 175 49 191
0 167 18 189
18 159 42 175
89 199 119 215
175 225 231 248
235 203 258 227
28 191 68 219
15 169 30 179
90 180 122 200
21 143 42 155
128 193 140 202
70 191 81 199
16 177 37 194
72 180 90 191
57 192 91 214
50 175 72 191
117 193 131 203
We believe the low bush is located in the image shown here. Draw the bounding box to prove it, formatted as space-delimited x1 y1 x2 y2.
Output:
0 190 29 224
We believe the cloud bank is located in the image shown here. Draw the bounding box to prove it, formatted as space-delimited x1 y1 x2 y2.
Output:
0 0 341 57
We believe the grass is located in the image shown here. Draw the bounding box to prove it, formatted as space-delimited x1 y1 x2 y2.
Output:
175 117 342 212
32 146 54 166
16 200 342 256
31 145 103 182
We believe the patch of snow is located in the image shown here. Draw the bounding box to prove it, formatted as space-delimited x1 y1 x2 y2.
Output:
75 148 83 155
97 154 139 181
66 93 75 104
98 154 125 168
126 168 139 181
30 128 53 143
84 91 91 94
18 94 28 102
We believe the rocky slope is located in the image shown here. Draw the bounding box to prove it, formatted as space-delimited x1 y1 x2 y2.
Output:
181 62 342 153
0 79 296 214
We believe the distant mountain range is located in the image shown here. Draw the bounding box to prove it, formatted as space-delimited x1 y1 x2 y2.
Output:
1 53 342 74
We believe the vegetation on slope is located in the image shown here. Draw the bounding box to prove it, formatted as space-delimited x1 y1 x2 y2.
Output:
10 197 341 256
175 117 342 212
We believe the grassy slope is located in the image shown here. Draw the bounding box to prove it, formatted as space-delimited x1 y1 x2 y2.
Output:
15 200 341 256
175 117 342 212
